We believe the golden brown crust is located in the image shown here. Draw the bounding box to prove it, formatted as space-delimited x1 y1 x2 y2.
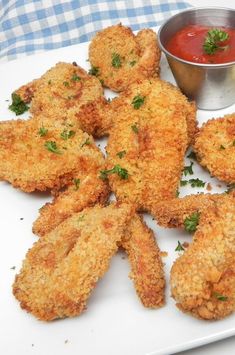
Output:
14 62 110 137
121 215 165 308
171 195 235 320
106 78 195 210
152 193 232 229
13 203 134 321
0 118 104 192
194 114 235 183
89 24 161 92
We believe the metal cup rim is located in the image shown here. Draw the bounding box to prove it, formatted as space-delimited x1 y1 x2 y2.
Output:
158 6 235 68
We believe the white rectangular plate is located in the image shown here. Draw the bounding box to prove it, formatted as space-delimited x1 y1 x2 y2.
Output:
1 29 235 355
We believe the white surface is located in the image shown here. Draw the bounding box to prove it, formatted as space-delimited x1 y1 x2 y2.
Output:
1 5 235 355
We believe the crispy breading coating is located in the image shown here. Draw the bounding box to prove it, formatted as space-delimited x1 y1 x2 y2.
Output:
152 193 225 228
33 172 109 237
14 62 111 137
89 24 161 92
194 114 235 183
13 203 134 321
106 79 196 210
171 195 235 320
0 118 105 192
121 215 165 308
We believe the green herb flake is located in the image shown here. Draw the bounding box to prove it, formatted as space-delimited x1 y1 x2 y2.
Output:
60 129 75 140
89 66 100 76
71 74 81 82
213 292 228 301
188 178 206 188
131 124 139 134
111 53 122 68
129 60 137 67
132 95 145 109
81 138 91 147
175 241 185 252
187 151 197 160
74 178 80 190
183 162 194 176
180 180 188 186
44 141 62 155
100 164 129 180
203 28 229 55
38 127 48 137
175 189 180 197
184 212 200 233
117 150 126 159
63 81 70 87
9 93 29 115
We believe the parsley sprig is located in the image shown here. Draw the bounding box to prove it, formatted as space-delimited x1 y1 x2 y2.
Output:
44 141 62 154
184 212 200 233
38 127 48 137
9 93 29 115
175 241 185 252
203 28 229 55
89 66 100 76
100 164 129 180
111 53 122 68
213 292 228 301
132 95 145 109
60 129 75 140
183 162 194 176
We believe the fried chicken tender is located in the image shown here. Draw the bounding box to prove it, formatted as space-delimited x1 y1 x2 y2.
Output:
13 203 134 321
89 24 161 92
14 62 111 137
194 114 235 183
0 118 107 192
121 215 165 308
171 195 235 320
106 79 196 210
152 193 225 229
33 171 109 237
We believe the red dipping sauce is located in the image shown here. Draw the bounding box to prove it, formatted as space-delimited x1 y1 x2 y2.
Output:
166 25 235 64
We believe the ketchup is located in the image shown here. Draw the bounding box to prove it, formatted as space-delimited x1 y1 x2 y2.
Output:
166 25 235 64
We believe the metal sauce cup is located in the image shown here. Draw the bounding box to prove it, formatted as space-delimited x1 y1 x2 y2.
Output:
158 7 235 110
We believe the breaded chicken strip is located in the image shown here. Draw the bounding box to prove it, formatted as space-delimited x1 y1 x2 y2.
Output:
171 195 235 320
13 203 134 321
194 114 235 183
0 118 107 192
121 215 165 308
13 62 111 137
89 24 161 92
33 171 109 237
152 193 225 229
105 79 196 210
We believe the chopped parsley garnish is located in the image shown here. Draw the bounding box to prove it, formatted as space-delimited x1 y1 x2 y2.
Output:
183 162 194 176
89 66 100 76
117 150 126 158
187 151 197 160
213 292 228 301
99 79 104 85
60 129 75 140
63 81 70 87
188 178 206 188
111 53 122 68
184 212 200 233
219 144 226 150
129 60 137 67
74 178 80 190
81 138 91 147
9 93 29 115
38 127 48 137
131 124 139 133
100 164 129 180
180 180 188 186
175 241 185 252
175 189 180 197
71 74 81 82
44 141 62 154
132 95 145 109
203 28 229 55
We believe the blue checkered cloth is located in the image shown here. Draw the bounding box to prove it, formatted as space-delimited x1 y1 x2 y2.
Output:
0 0 191 63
